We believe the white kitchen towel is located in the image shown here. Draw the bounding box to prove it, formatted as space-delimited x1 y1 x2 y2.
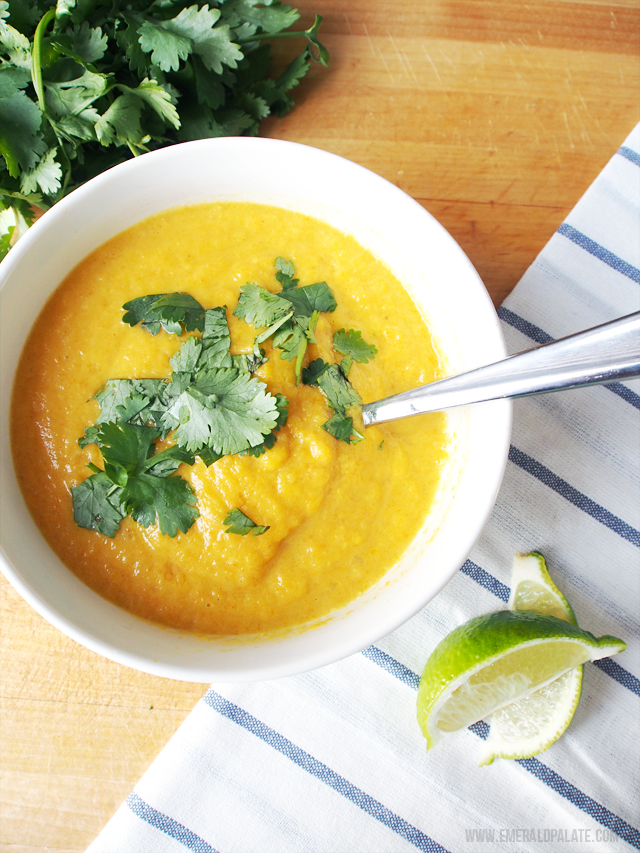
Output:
88 124 640 853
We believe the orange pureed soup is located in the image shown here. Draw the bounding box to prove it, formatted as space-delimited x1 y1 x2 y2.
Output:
11 203 449 635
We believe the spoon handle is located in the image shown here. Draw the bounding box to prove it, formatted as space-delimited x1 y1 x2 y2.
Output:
362 311 640 427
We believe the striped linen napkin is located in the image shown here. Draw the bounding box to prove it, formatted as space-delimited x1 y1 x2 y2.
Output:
88 124 640 853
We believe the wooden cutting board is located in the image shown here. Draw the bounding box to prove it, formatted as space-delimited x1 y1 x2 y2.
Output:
2 2 639 849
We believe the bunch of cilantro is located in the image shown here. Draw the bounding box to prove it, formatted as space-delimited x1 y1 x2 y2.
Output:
0 0 328 258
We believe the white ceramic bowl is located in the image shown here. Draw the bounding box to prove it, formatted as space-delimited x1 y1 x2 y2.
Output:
0 138 511 682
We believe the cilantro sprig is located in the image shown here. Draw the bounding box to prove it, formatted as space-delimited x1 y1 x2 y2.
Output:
73 258 376 539
234 259 336 383
0 0 328 258
71 422 198 537
237 258 375 442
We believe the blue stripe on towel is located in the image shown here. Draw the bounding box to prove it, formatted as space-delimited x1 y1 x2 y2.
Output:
363 653 640 848
126 792 218 852
593 657 640 695
557 223 640 283
605 381 640 410
515 759 640 848
361 645 421 690
497 306 640 410
496 306 554 345
618 145 640 168
508 445 640 548
203 690 451 853
460 560 510 602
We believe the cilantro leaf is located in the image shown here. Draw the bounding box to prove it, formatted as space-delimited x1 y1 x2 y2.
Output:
196 445 224 466
200 306 233 368
137 17 193 73
121 472 198 537
44 68 109 121
233 283 289 328
301 357 328 386
0 223 13 261
169 335 203 374
219 0 300 35
303 359 361 410
0 16 31 70
94 94 145 147
333 328 378 363
162 367 280 455
94 378 169 428
232 342 267 373
55 21 108 65
339 355 353 376
0 85 46 177
275 256 298 289
138 5 243 75
272 319 306 379
20 147 62 195
122 292 206 335
302 358 364 443
117 78 180 130
223 507 269 536
98 422 160 487
239 393 288 457
236 266 337 384
144 445 196 478
322 411 364 444
279 281 337 318
71 471 124 537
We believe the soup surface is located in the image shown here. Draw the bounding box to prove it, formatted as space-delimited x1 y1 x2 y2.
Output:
11 203 449 634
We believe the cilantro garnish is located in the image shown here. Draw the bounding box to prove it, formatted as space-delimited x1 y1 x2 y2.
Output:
223 508 269 536
302 360 362 410
161 367 280 456
274 256 298 290
234 258 375 442
72 422 198 538
333 328 378 364
302 358 364 444
234 258 337 383
322 411 363 444
72 258 376 538
0 1 328 248
123 293 206 336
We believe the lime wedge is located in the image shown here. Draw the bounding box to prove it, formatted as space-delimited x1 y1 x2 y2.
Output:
416 609 625 751
479 552 582 764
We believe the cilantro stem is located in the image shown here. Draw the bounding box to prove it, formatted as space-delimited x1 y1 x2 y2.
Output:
31 7 73 202
238 30 307 43
236 15 329 66
31 9 56 113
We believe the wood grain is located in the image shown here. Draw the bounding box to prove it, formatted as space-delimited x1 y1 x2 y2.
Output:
1 2 639 850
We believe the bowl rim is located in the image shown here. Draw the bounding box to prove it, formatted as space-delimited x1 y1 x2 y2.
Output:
0 137 512 682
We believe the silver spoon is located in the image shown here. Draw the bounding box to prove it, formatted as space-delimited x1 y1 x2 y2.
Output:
362 311 640 427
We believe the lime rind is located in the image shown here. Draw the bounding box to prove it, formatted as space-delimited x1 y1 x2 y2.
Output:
509 551 577 624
